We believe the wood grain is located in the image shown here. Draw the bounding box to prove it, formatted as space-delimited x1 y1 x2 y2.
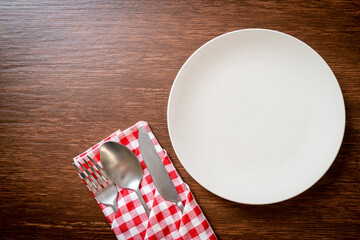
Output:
0 0 359 239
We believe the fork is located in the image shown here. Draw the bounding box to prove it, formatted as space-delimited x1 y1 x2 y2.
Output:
73 156 119 213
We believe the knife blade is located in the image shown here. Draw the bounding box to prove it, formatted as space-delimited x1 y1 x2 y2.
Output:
138 126 184 213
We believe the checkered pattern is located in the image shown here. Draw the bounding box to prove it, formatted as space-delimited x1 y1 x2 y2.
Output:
74 121 217 240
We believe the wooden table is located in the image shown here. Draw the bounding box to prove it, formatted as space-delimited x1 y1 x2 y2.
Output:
1 1 359 239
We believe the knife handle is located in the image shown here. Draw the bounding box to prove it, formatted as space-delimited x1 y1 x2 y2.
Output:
177 200 184 213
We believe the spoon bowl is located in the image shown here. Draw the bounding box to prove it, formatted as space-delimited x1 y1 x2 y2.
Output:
100 141 150 216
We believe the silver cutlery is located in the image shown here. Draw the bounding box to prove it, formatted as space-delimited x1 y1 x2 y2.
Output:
100 142 151 216
73 156 118 213
138 126 184 213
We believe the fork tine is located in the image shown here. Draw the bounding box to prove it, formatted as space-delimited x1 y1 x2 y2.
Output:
78 161 101 189
83 159 108 186
87 156 108 179
73 163 97 193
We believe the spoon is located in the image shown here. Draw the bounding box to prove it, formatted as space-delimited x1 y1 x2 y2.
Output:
100 141 150 216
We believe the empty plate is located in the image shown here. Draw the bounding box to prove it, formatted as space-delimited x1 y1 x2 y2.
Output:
167 29 345 204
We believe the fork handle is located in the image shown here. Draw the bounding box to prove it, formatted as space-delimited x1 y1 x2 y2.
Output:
110 197 118 214
135 188 150 217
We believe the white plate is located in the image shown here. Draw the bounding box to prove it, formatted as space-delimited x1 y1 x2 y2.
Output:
167 29 345 204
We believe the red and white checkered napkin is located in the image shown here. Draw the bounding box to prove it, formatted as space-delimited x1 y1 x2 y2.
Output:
74 121 217 240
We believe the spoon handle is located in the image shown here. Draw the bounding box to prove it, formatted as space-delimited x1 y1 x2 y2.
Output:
135 188 150 217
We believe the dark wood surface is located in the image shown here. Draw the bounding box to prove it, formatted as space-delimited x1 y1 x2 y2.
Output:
1 0 359 239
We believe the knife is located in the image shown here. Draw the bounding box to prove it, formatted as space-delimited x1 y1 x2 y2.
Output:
138 126 184 213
